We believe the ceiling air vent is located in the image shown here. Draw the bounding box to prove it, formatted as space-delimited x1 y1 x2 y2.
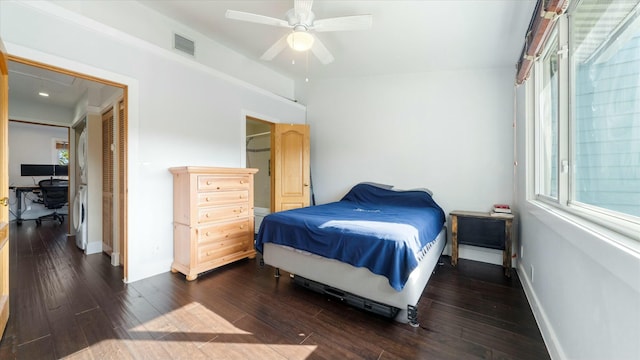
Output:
173 33 195 56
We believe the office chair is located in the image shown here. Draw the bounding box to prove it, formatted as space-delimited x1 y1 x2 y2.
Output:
36 179 69 225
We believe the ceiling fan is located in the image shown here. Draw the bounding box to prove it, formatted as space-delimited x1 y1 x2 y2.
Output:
225 0 372 64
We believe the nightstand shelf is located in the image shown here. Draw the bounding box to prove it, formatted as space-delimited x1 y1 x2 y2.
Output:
450 210 514 277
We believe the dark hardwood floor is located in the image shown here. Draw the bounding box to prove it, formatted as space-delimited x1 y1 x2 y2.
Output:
0 221 549 359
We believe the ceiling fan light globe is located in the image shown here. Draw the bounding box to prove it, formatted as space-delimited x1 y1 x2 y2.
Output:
286 31 314 52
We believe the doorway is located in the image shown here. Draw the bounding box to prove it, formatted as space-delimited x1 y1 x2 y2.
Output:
7 55 129 281
245 116 311 225
246 117 272 233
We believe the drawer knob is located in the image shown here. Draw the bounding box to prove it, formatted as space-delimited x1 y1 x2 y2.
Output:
205 213 210 218
205 197 210 202
240 224 245 229
205 232 210 237
216 186 221 190
207 180 212 185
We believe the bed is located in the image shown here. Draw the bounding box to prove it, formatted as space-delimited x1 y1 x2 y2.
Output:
255 183 447 326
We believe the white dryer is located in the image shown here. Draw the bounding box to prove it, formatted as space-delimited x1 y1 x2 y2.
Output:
73 185 88 250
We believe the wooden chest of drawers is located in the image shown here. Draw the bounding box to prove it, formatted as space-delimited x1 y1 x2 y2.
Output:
169 166 258 281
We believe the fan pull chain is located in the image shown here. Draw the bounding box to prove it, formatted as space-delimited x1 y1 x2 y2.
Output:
305 50 310 82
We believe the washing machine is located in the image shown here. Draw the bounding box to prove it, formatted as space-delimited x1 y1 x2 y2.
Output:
73 185 88 250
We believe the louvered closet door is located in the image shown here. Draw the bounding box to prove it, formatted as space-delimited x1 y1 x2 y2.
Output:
102 108 114 255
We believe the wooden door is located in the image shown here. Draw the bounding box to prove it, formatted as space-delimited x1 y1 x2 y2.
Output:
102 107 114 256
271 123 310 211
0 36 10 339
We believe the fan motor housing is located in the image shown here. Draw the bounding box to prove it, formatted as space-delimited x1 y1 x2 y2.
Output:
286 8 315 27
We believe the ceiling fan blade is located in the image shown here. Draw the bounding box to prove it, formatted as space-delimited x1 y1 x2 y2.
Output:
310 35 334 64
313 15 373 32
225 10 290 28
260 34 289 61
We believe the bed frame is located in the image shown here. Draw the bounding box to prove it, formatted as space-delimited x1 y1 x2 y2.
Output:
261 227 447 327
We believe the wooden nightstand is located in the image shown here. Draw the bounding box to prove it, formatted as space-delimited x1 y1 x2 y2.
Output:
450 210 514 277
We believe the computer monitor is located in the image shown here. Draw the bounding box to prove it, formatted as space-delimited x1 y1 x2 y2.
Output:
54 165 68 176
20 164 55 177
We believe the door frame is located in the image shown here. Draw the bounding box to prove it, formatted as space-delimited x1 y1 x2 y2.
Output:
0 36 10 340
8 55 129 281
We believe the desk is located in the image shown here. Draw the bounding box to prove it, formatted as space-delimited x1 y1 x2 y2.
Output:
450 210 514 277
10 186 40 225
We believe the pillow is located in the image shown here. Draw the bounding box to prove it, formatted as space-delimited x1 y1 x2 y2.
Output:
410 187 433 196
358 182 394 190
394 187 433 196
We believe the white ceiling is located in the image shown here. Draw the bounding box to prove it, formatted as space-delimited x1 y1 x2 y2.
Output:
8 0 537 111
9 61 92 109
8 60 122 118
138 0 537 80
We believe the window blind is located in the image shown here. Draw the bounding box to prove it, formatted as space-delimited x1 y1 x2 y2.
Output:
516 0 569 84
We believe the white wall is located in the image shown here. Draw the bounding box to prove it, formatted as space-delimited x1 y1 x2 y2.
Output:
246 133 271 209
8 121 68 185
0 1 306 282
515 83 640 359
300 68 516 265
10 97 74 125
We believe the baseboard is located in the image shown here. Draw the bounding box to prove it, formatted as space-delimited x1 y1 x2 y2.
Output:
125 258 173 283
517 263 566 360
85 240 103 255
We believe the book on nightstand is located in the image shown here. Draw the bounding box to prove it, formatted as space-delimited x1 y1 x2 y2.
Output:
491 204 512 216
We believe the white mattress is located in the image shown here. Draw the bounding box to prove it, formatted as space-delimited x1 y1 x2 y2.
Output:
263 227 446 323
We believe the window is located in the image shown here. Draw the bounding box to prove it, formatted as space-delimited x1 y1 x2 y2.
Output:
536 32 560 200
532 0 640 239
570 0 640 219
54 139 69 165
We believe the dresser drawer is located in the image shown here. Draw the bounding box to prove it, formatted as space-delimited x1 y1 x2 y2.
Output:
197 219 250 244
197 190 249 207
198 236 252 264
198 175 250 191
198 205 248 224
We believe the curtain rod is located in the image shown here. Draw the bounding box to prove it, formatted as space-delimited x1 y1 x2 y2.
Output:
246 131 270 139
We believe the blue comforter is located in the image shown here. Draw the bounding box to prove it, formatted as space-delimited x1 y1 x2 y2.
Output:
255 183 445 291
